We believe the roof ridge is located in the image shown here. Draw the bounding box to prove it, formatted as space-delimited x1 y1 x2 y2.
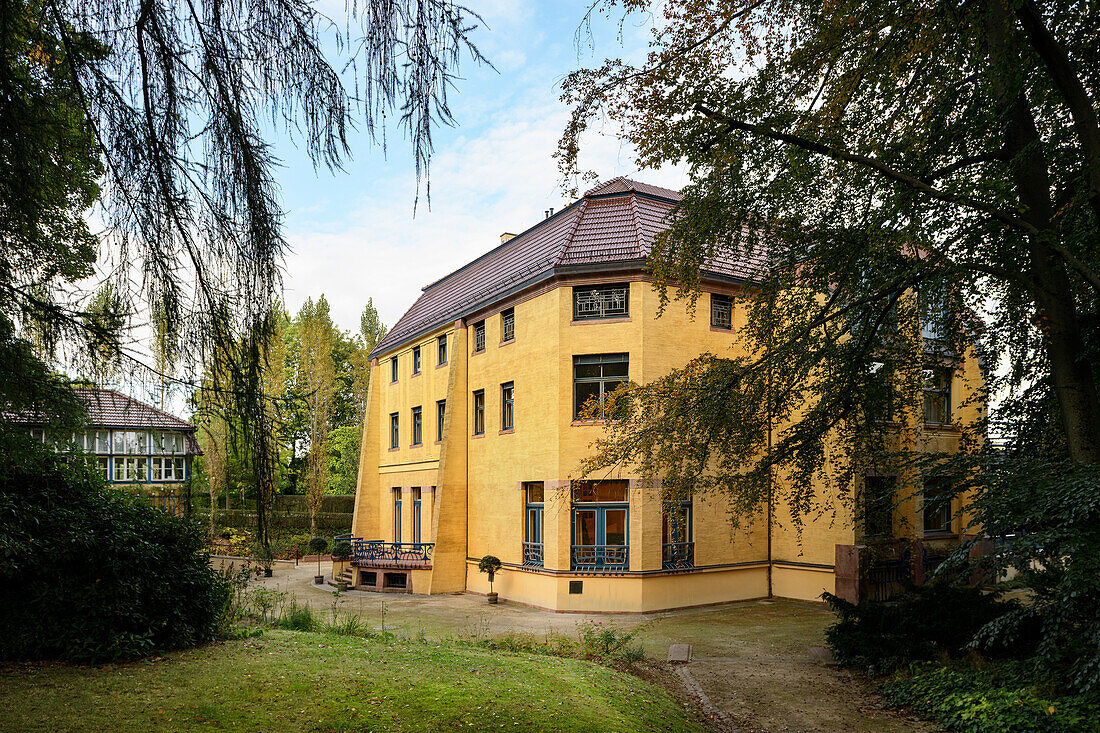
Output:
628 194 645 258
554 198 589 266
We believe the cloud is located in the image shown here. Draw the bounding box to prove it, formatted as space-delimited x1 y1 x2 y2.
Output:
282 99 688 334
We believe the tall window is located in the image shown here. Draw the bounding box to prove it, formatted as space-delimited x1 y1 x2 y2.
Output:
501 308 515 342
436 399 446 441
391 357 398 382
393 488 402 543
153 431 183 454
389 413 399 449
662 497 694 569
501 382 514 430
118 430 148 455
523 482 544 567
438 335 448 365
923 367 951 424
573 353 629 419
573 283 629 320
151 457 186 481
113 457 148 482
412 487 422 544
923 477 953 534
412 346 421 374
473 320 486 353
411 406 423 445
711 294 732 329
472 390 485 435
863 475 896 539
571 480 629 570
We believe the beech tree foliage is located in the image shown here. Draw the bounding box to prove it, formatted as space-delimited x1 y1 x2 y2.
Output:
560 0 1100 513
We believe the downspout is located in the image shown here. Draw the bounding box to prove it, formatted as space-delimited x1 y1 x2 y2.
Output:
766 292 775 599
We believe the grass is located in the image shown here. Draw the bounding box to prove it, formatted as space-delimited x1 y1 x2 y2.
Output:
0 630 703 732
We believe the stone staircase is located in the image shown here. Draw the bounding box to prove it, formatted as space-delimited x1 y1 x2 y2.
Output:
329 567 354 589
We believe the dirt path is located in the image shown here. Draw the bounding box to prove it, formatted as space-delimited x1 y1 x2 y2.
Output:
218 559 936 732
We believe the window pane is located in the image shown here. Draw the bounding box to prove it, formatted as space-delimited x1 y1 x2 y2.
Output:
575 510 597 545
573 480 627 503
604 509 628 546
601 362 629 378
574 382 600 417
524 481 544 504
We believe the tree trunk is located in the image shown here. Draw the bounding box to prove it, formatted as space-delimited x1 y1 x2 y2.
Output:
984 3 1100 462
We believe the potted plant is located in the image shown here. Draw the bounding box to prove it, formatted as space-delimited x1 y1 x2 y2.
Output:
254 543 276 578
332 539 352 561
309 536 329 584
478 555 502 604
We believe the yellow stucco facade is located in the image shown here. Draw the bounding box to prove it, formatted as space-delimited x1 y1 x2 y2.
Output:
349 180 984 611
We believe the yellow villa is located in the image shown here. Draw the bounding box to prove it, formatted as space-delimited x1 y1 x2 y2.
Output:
344 178 984 612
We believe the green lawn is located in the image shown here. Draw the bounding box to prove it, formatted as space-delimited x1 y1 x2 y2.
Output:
0 630 703 732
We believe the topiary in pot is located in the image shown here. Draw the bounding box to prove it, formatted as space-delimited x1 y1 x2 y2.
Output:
332 539 352 561
308 536 329 584
478 555 502 604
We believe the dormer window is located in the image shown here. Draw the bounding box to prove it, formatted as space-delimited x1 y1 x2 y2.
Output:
573 284 629 321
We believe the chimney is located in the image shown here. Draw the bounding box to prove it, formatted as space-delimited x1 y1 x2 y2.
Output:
500 232 516 244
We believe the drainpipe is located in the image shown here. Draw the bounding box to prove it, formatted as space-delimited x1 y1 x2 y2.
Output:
765 293 775 599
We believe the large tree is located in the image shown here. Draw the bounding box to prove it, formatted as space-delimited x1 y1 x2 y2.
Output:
295 296 336 534
558 0 1100 507
2 0 483 549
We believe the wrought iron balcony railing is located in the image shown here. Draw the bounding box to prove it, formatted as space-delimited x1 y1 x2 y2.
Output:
571 544 629 572
522 542 543 567
351 539 435 568
662 541 695 570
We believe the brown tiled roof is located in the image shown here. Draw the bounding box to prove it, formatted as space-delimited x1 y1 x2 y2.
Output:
68 388 197 433
371 177 767 357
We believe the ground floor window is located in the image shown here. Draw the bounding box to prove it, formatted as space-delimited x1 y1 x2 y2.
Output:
662 497 694 569
922 477 953 534
571 480 628 571
412 487 422 544
523 482 544 567
393 488 402 543
113 456 147 483
151 457 185 481
862 475 896 539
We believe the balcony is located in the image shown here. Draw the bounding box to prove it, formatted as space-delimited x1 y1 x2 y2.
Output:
350 539 434 569
662 541 695 570
522 541 543 567
571 544 629 573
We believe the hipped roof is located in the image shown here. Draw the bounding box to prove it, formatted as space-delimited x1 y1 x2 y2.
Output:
371 177 766 358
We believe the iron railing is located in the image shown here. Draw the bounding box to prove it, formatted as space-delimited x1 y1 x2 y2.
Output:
866 548 912 602
522 542 543 567
662 541 695 570
571 544 629 572
351 539 435 568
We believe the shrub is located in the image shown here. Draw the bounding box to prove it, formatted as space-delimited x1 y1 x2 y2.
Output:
0 448 230 662
883 662 1100 733
331 539 352 560
577 620 645 664
822 584 1033 674
277 601 316 632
